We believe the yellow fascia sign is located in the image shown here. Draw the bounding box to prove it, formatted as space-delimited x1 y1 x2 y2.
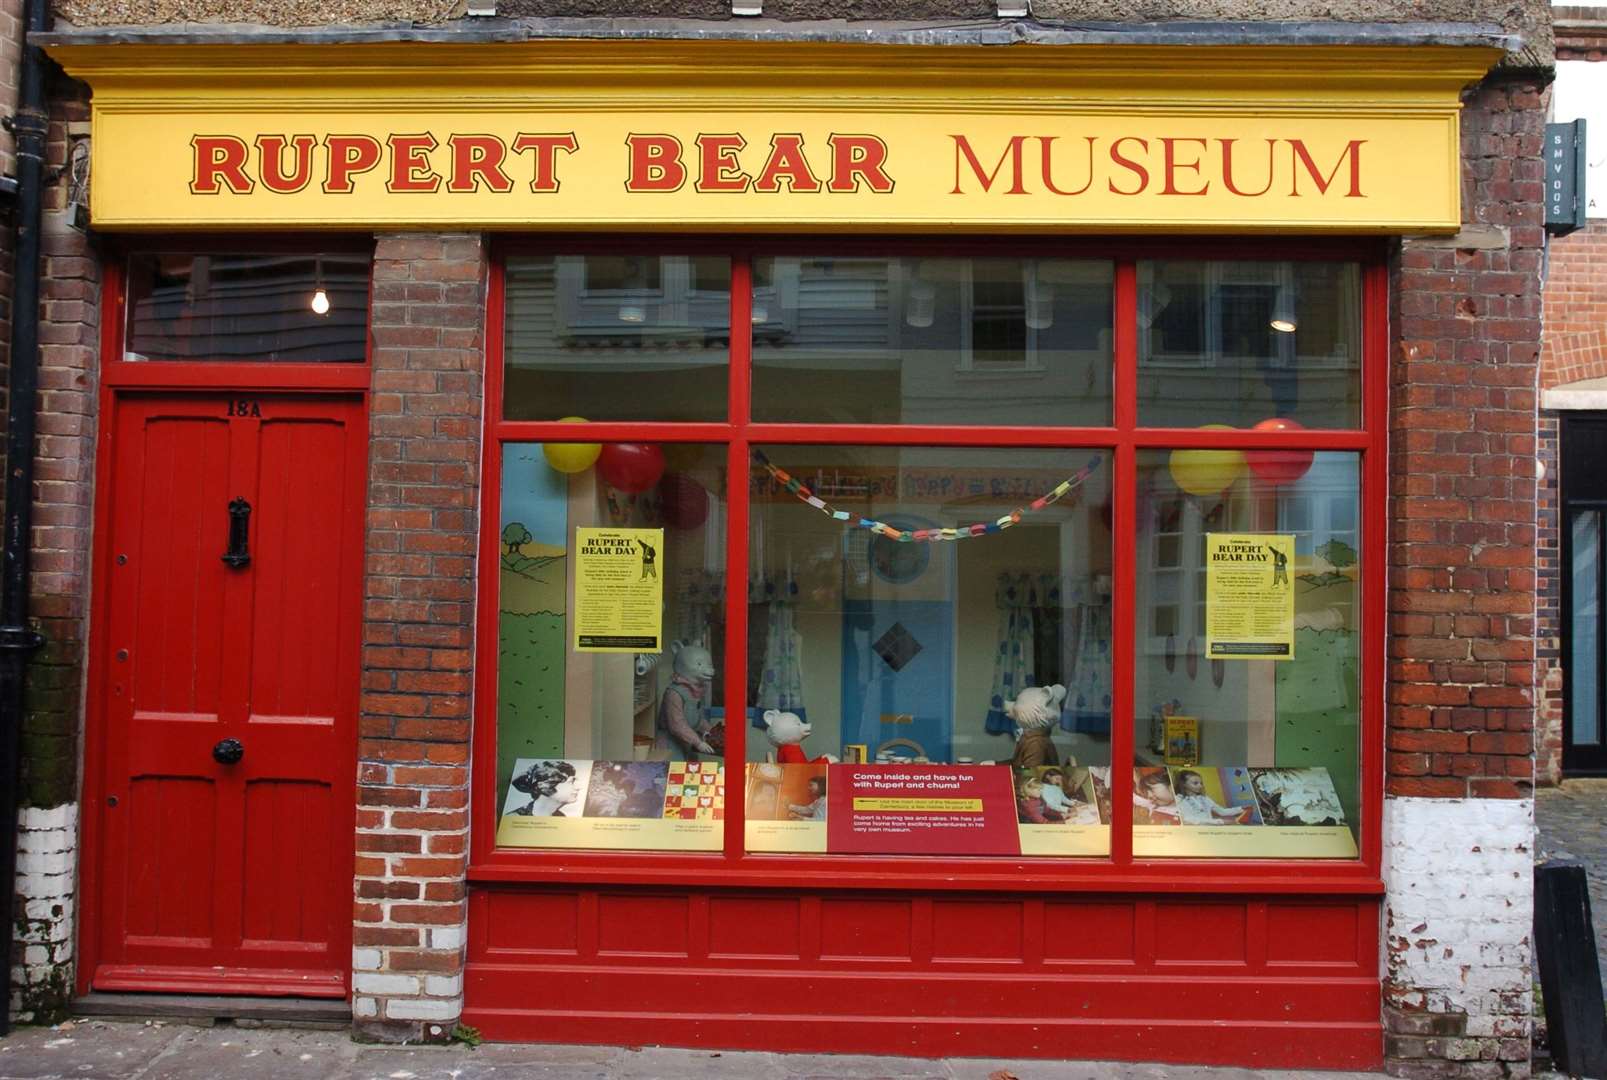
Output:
46 40 1502 233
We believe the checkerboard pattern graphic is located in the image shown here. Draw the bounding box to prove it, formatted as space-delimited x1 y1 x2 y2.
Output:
663 761 725 820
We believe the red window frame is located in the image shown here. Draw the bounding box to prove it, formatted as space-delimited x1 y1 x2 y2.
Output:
470 235 1388 897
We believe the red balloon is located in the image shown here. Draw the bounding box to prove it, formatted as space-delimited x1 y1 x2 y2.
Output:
597 443 666 494
659 472 709 530
1246 417 1314 486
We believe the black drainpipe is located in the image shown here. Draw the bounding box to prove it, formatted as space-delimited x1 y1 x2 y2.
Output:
0 0 52 1036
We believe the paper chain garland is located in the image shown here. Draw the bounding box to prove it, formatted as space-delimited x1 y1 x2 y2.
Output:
752 449 1104 542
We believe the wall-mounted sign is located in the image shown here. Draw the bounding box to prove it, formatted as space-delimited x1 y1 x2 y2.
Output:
1546 120 1588 236
44 40 1500 233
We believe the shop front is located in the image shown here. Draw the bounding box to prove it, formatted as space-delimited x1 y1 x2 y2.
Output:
41 31 1514 1070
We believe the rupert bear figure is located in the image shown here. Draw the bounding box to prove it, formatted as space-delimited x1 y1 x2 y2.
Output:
762 709 837 765
1005 683 1067 768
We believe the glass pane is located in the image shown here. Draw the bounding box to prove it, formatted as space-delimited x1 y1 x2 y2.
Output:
1134 449 1360 859
1138 260 1360 429
124 251 370 362
745 446 1113 857
503 255 729 421
1571 510 1601 746
752 257 1113 426
494 442 731 852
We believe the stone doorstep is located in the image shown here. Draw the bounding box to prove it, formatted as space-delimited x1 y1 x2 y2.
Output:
71 992 351 1029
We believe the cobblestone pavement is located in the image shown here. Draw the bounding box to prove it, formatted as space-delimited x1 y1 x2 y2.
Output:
1535 777 1607 999
0 1020 1385 1080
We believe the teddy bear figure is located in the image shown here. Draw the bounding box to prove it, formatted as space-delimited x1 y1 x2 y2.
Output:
655 640 718 760
762 709 837 765
1005 684 1067 768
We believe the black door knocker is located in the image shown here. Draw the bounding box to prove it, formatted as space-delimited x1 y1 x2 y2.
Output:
212 738 245 765
221 497 251 568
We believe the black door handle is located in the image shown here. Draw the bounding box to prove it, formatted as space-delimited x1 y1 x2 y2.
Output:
221 497 251 568
212 738 244 765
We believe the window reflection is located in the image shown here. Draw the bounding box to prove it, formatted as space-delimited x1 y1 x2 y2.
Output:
752 257 1113 426
125 251 371 363
1139 261 1360 428
504 255 730 421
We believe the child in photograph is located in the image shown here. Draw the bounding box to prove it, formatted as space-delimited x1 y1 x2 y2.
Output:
1173 769 1251 825
1016 775 1066 824
1038 768 1080 817
788 776 828 821
1133 768 1181 825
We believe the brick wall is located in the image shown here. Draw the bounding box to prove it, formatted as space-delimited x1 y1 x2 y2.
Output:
11 80 98 1024
1381 71 1545 1078
1536 412 1561 786
1540 221 1607 390
352 233 485 1041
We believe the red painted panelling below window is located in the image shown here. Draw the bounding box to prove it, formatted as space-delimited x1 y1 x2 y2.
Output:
463 886 1382 1069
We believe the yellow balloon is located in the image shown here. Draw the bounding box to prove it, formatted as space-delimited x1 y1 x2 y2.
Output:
1168 425 1247 496
542 417 602 475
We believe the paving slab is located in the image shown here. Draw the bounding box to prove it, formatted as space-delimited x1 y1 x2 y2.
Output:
0 1021 178 1080
0 1022 1400 1080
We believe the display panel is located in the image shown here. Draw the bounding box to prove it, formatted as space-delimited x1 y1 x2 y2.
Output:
1138 260 1360 429
1133 449 1360 858
503 254 730 421
744 446 1113 856
124 250 371 362
751 256 1113 427
493 441 730 852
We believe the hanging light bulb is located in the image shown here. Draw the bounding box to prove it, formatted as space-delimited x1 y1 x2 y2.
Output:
1269 285 1298 333
310 255 331 315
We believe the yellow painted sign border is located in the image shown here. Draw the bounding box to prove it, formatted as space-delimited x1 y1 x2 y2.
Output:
46 40 1501 233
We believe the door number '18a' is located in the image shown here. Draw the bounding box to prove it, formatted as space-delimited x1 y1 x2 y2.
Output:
227 399 262 418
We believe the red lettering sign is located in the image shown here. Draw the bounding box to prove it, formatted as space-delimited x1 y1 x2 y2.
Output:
625 134 687 192
190 135 254 195
322 135 383 194
386 133 441 193
510 133 579 193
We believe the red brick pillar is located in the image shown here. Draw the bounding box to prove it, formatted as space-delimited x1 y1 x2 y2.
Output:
352 234 485 1042
1382 73 1545 1077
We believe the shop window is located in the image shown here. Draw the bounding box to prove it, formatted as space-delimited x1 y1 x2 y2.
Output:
1134 451 1360 858
503 254 730 422
493 442 730 852
123 250 371 362
744 447 1112 856
750 256 1112 426
484 247 1376 873
1138 260 1360 429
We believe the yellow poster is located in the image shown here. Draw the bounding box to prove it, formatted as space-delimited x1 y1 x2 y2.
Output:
1205 532 1296 661
573 527 662 653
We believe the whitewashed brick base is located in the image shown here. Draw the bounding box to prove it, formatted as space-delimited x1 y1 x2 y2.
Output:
1383 796 1534 1076
10 803 78 1023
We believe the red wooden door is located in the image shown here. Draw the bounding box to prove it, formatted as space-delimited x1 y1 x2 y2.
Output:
91 392 364 997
